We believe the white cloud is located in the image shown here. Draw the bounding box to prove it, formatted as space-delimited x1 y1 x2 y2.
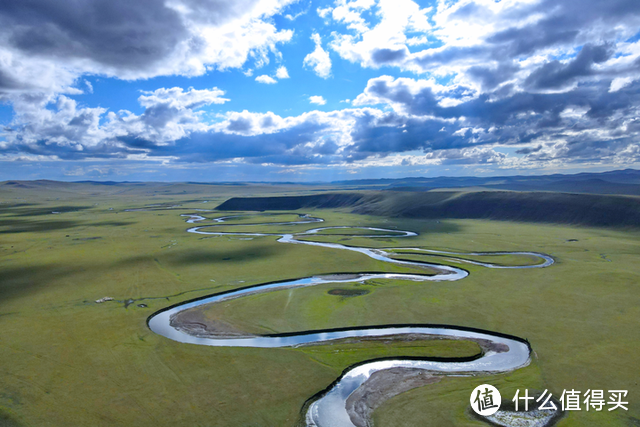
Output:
328 0 431 68
275 66 290 79
0 0 296 97
610 76 635 92
1 86 230 157
303 33 332 78
255 75 278 84
138 87 229 109
317 6 332 18
328 0 376 33
285 7 308 20
195 18 293 73
406 36 429 46
3 79 639 170
324 0 640 102
309 95 327 105
0 46 84 97
352 75 448 110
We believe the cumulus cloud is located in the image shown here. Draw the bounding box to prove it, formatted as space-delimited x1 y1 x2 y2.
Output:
0 86 230 159
610 77 636 93
0 0 295 96
255 75 278 84
328 0 431 68
323 0 640 98
347 74 640 167
255 65 288 83
309 95 327 105
143 108 363 165
303 33 332 78
138 87 228 109
275 66 290 79
1 88 358 166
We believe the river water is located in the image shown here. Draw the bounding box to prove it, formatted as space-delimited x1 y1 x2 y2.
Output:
147 213 553 427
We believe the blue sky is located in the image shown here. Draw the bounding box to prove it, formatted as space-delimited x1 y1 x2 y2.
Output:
0 0 639 182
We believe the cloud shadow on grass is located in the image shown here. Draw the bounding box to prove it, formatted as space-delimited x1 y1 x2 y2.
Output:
115 244 280 267
166 245 279 264
0 205 93 217
0 264 85 302
0 219 134 234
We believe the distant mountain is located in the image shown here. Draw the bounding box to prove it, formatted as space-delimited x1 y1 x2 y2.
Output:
2 168 640 196
332 169 640 195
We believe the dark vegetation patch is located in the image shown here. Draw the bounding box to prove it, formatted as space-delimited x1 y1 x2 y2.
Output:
600 253 612 262
328 288 370 297
0 409 23 427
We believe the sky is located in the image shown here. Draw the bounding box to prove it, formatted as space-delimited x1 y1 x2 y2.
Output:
0 0 639 182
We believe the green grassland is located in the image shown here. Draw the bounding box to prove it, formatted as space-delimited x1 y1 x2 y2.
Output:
0 182 639 426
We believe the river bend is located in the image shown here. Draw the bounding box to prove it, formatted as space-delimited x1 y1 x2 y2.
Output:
146 213 553 427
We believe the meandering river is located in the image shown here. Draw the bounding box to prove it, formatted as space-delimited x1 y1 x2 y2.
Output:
147 212 554 427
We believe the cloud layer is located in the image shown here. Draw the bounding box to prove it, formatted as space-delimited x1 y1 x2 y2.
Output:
1 0 639 177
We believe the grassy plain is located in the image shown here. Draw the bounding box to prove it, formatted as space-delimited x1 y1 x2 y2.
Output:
0 182 638 426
